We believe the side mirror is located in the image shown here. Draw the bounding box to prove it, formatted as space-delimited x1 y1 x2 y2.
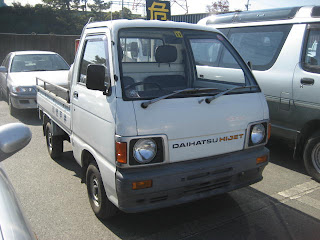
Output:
86 64 111 94
0 66 8 73
0 123 32 160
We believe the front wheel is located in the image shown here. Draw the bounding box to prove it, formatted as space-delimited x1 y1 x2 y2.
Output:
8 95 17 116
303 133 320 182
86 162 118 219
45 122 63 159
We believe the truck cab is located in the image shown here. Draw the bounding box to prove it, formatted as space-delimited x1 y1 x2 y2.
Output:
37 20 269 219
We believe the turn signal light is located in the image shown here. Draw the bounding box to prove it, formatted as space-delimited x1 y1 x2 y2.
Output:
256 155 268 164
132 180 152 190
116 142 127 164
268 123 271 140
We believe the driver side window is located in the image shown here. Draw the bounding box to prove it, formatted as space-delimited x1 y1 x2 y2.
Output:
78 37 110 85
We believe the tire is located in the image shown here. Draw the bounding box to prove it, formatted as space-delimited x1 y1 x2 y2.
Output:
45 122 63 159
86 162 118 219
8 95 17 116
303 133 320 182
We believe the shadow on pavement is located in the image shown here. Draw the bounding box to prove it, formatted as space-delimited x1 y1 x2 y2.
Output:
11 109 41 126
102 187 320 240
267 138 307 176
52 150 82 179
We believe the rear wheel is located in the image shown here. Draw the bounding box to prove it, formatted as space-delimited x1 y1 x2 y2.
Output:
86 162 118 219
45 122 63 159
303 133 320 182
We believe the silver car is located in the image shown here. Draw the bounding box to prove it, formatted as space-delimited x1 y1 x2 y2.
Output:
0 122 35 239
0 51 69 115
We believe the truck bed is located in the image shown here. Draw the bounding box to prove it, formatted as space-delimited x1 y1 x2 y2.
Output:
36 77 72 135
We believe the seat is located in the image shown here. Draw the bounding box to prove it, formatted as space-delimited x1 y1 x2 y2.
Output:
122 76 135 87
143 45 187 90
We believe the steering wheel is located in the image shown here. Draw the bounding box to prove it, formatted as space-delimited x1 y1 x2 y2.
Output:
125 82 163 91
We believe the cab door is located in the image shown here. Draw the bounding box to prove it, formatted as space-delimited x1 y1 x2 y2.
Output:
71 31 117 197
292 23 320 131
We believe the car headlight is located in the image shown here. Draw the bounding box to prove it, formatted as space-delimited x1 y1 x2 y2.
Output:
133 139 157 163
12 86 36 94
251 124 266 145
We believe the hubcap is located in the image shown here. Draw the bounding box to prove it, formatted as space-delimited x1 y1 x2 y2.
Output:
311 143 320 173
47 131 53 151
91 175 100 207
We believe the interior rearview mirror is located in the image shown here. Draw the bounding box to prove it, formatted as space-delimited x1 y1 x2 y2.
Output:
86 64 111 94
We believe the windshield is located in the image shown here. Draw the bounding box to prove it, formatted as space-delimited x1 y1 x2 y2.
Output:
119 28 258 100
10 54 70 73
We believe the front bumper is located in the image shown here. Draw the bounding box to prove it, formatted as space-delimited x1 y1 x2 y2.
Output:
10 93 37 109
116 146 269 213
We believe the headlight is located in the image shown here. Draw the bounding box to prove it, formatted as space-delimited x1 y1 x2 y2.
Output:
251 124 266 145
12 86 36 94
133 139 157 163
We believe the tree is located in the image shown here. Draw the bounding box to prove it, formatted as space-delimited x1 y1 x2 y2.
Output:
42 0 73 11
206 0 229 13
88 0 111 13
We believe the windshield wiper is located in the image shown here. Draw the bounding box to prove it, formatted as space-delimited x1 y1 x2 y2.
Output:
204 85 259 104
141 88 218 109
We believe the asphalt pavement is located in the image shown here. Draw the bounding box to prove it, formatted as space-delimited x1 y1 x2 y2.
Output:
0 98 320 240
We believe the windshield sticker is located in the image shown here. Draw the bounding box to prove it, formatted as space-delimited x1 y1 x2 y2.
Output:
174 31 183 38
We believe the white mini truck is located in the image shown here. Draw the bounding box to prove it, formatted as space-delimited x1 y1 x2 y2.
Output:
37 19 270 219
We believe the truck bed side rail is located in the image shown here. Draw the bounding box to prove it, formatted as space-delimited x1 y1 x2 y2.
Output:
36 77 70 104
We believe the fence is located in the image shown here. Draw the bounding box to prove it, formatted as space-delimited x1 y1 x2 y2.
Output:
0 33 80 65
171 13 212 24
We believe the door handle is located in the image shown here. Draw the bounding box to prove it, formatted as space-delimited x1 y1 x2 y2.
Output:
300 78 314 85
73 91 78 99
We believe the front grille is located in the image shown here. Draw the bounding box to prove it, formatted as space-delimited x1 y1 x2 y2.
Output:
150 195 168 203
183 176 231 195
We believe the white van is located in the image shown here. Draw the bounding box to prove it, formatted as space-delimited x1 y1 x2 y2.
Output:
199 6 320 182
37 20 269 219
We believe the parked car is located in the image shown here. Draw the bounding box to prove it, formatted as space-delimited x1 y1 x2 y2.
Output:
0 51 70 115
0 122 35 239
198 6 320 182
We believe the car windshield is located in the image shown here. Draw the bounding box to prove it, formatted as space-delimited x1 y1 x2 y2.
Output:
119 28 258 100
10 54 70 73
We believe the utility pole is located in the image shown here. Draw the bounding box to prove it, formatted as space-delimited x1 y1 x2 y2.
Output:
171 0 188 14
245 0 250 11
121 0 124 18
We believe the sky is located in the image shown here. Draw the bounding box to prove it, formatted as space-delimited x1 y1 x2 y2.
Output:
4 0 320 15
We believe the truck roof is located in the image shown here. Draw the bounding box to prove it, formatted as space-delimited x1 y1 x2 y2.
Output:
85 19 221 33
198 5 320 26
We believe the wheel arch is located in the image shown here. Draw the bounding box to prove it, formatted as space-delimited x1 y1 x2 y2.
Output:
295 119 320 160
81 149 98 183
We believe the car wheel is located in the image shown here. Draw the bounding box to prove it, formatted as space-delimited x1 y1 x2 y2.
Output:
303 133 320 182
8 95 17 116
86 162 118 219
45 122 63 159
